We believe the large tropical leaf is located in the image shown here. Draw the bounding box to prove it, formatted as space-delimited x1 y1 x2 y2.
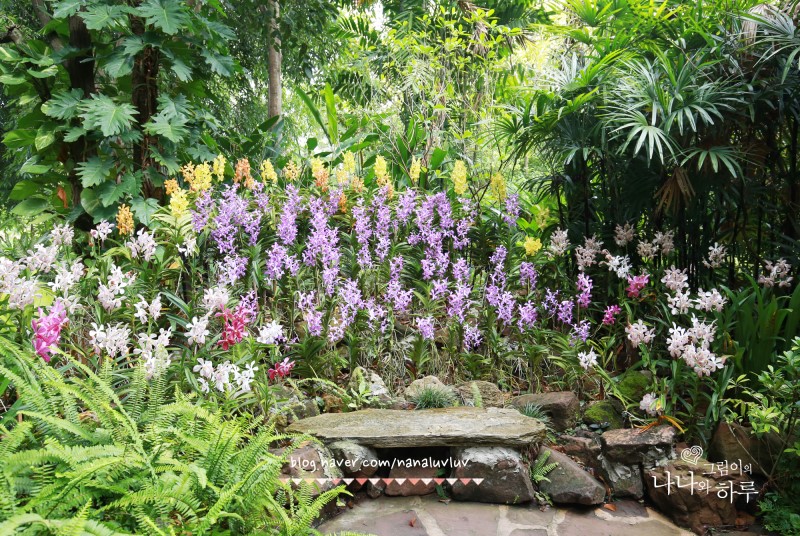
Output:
78 95 137 137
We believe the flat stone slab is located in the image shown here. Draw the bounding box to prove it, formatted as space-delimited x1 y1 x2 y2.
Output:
316 495 694 535
288 407 546 448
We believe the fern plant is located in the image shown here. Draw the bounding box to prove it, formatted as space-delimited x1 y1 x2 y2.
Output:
0 338 346 535
530 449 559 506
530 450 558 485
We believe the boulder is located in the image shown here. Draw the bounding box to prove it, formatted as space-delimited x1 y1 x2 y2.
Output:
616 370 653 402
558 434 643 499
321 393 344 413
558 434 601 468
451 447 535 504
327 441 379 478
645 456 751 535
288 407 546 448
404 376 455 400
536 448 605 505
384 464 439 496
511 392 580 431
455 380 506 408
348 367 392 406
583 399 624 430
601 425 676 466
275 442 341 497
598 457 643 499
389 396 413 410
366 479 385 499
708 421 781 477
269 386 320 427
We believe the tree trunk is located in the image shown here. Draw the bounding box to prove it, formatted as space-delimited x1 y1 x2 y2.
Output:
65 14 96 210
267 0 282 120
130 10 161 198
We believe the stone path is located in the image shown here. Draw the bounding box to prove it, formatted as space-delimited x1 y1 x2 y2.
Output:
317 495 695 536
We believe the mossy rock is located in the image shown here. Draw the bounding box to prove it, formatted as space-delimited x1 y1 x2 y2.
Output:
583 400 624 430
616 371 652 402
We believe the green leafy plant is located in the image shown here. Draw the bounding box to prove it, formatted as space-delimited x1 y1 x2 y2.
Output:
0 0 235 221
470 382 484 408
0 338 346 534
346 377 378 411
530 449 558 506
518 402 555 440
725 338 800 533
409 386 456 410
530 449 558 485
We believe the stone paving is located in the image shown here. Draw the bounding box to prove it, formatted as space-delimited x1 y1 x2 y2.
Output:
317 495 696 536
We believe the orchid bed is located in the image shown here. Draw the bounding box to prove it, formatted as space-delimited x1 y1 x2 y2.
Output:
3 153 795 442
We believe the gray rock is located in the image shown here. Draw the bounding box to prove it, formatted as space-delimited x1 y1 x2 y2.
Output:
404 376 455 400
349 367 392 405
274 442 341 498
559 434 642 498
327 441 379 478
455 380 506 408
288 407 546 448
601 426 676 466
451 447 535 504
389 396 413 410
599 457 643 499
269 386 320 427
558 434 601 468
511 392 580 431
536 448 605 505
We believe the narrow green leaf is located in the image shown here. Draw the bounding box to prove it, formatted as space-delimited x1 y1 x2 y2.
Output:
429 148 447 170
324 83 338 144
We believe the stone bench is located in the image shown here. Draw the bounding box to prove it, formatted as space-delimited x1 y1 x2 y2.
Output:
286 407 546 503
287 406 546 447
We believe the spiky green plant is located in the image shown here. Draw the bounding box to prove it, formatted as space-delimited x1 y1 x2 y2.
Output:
0 338 346 535
470 382 484 408
409 385 456 409
517 402 556 440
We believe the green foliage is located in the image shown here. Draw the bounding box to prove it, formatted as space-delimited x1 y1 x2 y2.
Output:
409 386 456 410
0 0 236 220
725 338 800 533
530 449 558 485
469 382 483 408
721 277 800 376
0 338 346 534
518 403 555 440
499 0 800 284
518 402 549 424
759 492 800 536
